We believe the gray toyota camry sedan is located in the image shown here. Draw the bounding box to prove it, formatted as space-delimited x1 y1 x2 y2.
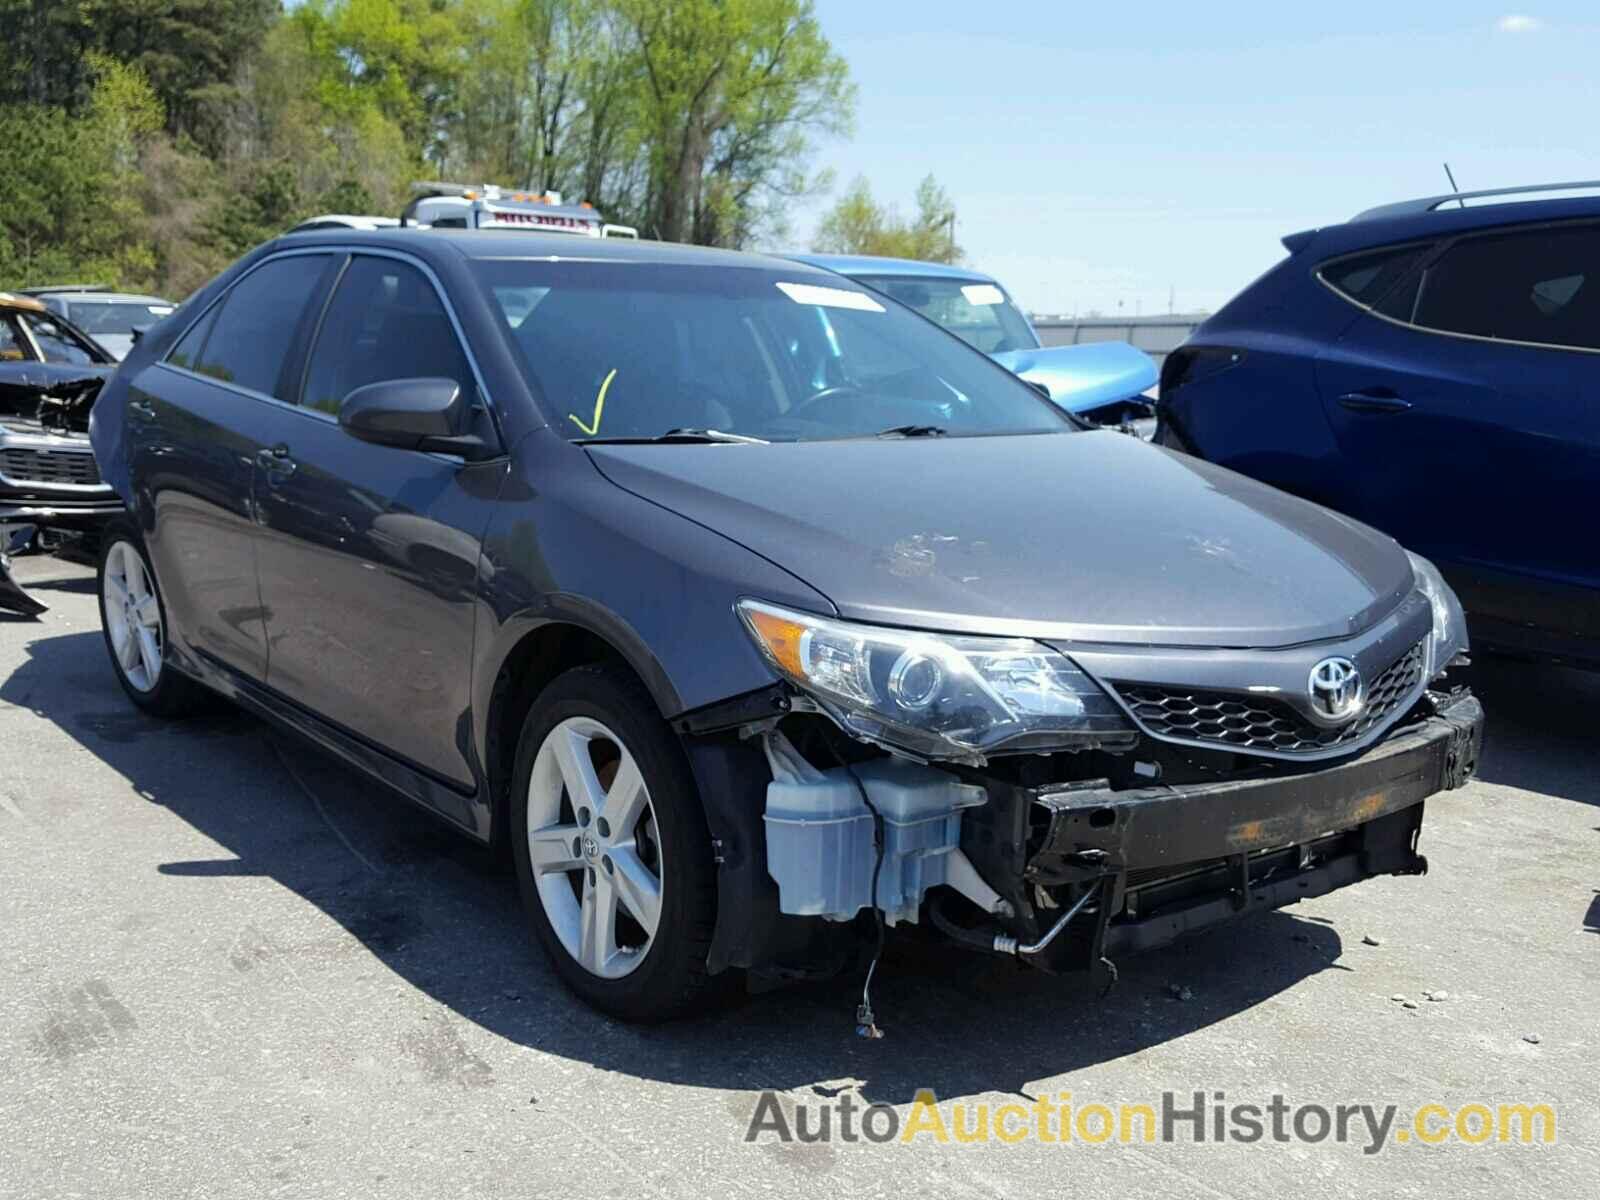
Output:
89 230 1483 1021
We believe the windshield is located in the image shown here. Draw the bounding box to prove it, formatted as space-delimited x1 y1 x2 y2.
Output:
21 312 101 365
66 301 174 336
852 275 1039 355
472 261 1069 443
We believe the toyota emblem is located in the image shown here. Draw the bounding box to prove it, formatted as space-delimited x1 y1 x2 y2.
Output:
1308 657 1364 725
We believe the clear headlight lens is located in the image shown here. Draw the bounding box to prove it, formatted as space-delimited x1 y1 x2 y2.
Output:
1407 551 1469 678
738 599 1133 762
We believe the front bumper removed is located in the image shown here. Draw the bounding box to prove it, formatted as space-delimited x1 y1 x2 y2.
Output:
957 690 1484 973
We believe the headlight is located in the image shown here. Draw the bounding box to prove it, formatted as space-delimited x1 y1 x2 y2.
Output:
737 599 1133 762
1406 552 1469 678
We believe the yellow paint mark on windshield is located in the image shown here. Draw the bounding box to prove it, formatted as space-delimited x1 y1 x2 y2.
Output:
568 368 617 436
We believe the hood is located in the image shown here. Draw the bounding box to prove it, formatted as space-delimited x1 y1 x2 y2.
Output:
0 364 112 427
585 431 1414 648
991 342 1157 413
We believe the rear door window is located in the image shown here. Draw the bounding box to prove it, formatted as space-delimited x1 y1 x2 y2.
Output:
1411 223 1600 350
191 254 335 397
299 256 477 417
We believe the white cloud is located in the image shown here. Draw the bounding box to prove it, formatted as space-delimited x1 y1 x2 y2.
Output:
1496 14 1545 33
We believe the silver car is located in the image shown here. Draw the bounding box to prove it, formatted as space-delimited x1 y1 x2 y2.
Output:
20 287 176 361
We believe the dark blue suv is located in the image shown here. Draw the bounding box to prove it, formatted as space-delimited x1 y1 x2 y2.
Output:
1158 181 1600 669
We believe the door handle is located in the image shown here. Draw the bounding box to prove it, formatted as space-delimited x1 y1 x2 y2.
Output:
256 444 297 477
128 398 156 420
1337 390 1412 414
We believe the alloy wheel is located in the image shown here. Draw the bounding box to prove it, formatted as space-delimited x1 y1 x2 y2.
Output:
102 540 163 692
525 716 664 979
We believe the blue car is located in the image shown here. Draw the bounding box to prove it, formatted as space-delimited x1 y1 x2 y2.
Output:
793 254 1158 430
1158 181 1600 668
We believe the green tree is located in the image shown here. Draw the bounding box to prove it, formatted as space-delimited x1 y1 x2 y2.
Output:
813 173 962 263
208 13 420 252
94 0 279 148
450 0 586 192
0 0 277 150
0 0 99 109
615 0 852 246
0 55 164 289
0 0 863 294
290 0 466 165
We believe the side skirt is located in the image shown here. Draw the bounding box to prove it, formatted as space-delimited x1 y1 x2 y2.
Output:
177 648 490 843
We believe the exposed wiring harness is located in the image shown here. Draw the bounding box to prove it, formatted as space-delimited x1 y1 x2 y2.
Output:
822 739 887 1039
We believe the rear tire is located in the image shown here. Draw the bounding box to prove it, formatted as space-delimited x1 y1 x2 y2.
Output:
96 521 208 717
510 662 717 1021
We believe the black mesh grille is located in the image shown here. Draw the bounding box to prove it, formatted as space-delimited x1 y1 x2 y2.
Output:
0 447 101 486
1114 641 1426 755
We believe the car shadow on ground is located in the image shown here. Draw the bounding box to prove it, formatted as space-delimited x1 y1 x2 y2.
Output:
1466 657 1599 807
4 623 1504 1105
17 573 98 597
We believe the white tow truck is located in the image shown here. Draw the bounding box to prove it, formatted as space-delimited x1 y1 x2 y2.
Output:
291 182 639 239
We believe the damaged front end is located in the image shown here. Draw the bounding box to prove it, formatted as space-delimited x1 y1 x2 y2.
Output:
678 584 1483 988
950 687 1481 974
0 371 116 617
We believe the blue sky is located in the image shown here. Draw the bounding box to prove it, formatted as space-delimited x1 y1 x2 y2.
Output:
793 3 1598 316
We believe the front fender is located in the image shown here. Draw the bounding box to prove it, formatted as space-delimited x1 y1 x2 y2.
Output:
470 432 835 777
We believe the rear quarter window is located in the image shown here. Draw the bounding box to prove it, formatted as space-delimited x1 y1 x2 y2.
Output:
1319 244 1433 314
167 306 219 372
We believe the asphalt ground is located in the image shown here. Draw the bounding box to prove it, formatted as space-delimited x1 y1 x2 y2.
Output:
1 553 1595 1198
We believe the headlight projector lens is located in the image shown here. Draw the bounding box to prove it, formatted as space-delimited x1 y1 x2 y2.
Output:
888 650 944 710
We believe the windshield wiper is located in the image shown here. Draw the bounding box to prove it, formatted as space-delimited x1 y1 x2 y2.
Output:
872 424 948 439
576 428 771 445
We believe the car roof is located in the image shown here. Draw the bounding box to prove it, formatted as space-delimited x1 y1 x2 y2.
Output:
1350 179 1600 224
291 215 403 231
16 283 111 295
1290 182 1600 259
789 252 997 283
35 291 172 304
272 227 846 275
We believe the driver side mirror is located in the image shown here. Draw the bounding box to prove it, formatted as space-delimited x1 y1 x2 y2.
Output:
338 377 494 460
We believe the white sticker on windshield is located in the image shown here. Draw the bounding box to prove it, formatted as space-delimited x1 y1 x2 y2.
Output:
960 283 1005 306
775 282 885 312
148 306 174 315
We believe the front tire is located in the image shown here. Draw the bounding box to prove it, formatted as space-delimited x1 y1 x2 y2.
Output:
96 523 208 716
510 663 717 1021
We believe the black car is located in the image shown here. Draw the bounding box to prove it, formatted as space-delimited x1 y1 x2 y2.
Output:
90 231 1483 1021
